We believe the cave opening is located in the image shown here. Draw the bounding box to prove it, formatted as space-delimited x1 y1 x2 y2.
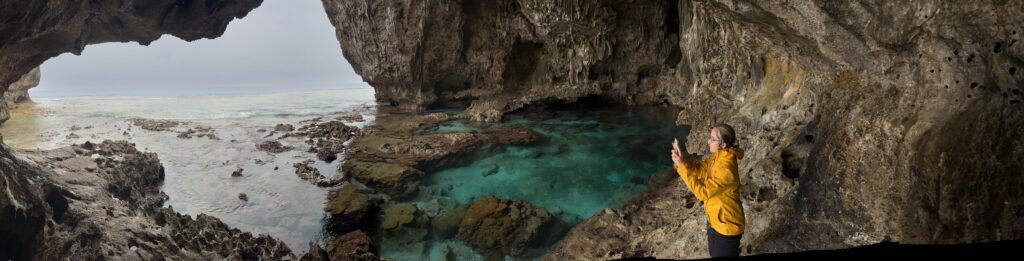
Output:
0 0 374 254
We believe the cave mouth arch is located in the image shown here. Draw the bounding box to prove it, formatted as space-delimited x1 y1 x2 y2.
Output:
0 0 375 254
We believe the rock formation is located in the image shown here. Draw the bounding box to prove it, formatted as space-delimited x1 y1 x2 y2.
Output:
0 140 292 260
1 67 40 123
457 195 556 261
324 0 1024 258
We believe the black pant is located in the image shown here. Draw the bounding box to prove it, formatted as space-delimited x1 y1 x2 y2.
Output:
707 223 742 258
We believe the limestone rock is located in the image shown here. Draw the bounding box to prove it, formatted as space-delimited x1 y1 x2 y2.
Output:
457 196 554 260
325 184 371 234
0 140 294 260
0 67 40 123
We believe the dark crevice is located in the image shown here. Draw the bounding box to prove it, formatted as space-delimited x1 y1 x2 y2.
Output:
781 121 817 180
664 0 680 35
502 40 544 92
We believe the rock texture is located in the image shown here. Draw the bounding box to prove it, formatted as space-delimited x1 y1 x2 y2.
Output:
0 140 293 260
457 196 556 261
1 67 40 123
0 0 264 125
325 0 1024 259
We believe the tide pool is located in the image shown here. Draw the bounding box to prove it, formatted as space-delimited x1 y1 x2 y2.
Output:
379 107 688 260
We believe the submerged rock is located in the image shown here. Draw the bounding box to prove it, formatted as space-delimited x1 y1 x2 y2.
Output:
176 126 219 140
483 126 540 146
432 204 469 240
129 118 182 132
325 230 377 260
336 114 365 122
284 120 358 162
274 123 295 132
324 184 371 234
380 203 418 231
457 196 554 260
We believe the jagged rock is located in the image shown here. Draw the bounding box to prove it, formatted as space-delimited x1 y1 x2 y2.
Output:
285 120 358 162
336 114 365 122
176 126 219 140
0 140 294 260
292 160 342 187
457 196 554 260
274 123 295 132
256 140 293 153
325 230 377 260
232 168 244 177
300 233 385 261
129 118 182 132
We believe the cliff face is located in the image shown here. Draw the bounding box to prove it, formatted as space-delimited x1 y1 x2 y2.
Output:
0 67 40 122
324 0 1024 258
322 0 683 121
0 0 264 125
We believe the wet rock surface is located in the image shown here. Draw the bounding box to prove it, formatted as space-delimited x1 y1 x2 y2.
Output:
293 159 342 187
457 196 558 261
256 140 293 153
324 183 372 234
129 118 183 132
286 120 359 163
340 108 542 199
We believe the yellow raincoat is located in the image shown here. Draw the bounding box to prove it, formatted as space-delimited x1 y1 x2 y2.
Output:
676 147 746 236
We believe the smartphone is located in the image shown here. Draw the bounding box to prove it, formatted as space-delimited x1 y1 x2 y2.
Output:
672 138 682 153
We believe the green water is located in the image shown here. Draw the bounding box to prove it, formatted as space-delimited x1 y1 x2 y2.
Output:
380 107 688 260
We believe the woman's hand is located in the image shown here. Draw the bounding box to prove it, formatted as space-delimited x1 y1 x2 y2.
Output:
671 147 683 166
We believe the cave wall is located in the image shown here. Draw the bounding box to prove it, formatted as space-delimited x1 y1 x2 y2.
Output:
322 0 683 121
0 67 40 123
324 0 1024 258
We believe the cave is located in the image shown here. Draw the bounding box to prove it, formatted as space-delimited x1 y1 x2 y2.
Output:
4 0 1024 260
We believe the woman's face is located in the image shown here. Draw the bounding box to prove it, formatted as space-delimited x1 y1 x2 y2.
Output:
708 128 723 153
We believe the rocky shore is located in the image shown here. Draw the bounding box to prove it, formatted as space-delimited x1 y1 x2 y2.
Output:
0 140 293 259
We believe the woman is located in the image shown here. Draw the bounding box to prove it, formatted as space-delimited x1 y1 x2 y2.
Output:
671 124 745 258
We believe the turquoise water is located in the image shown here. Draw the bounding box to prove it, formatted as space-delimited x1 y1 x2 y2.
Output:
425 108 687 221
379 107 688 260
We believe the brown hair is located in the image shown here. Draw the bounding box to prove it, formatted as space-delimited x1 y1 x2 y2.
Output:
713 124 739 148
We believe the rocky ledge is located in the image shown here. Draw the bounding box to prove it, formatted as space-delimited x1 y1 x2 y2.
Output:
340 107 539 199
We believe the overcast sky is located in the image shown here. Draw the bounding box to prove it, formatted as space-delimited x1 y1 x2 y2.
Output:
33 0 368 98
